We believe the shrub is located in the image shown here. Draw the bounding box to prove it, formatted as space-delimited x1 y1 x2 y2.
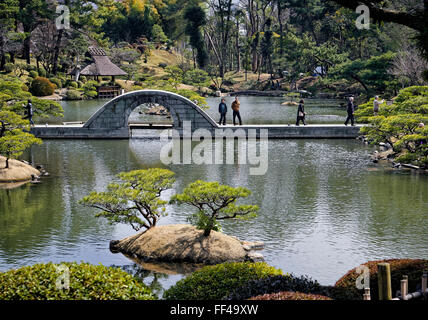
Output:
30 77 56 96
332 259 428 300
79 75 87 82
65 80 78 89
249 291 333 300
158 62 167 69
25 64 37 72
29 70 38 78
227 274 329 300
4 63 14 73
37 68 46 77
0 262 156 300
163 262 283 300
66 89 82 100
82 80 98 99
49 78 62 89
84 90 98 99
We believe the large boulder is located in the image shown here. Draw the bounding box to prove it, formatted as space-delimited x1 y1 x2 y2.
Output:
111 224 263 265
0 156 41 183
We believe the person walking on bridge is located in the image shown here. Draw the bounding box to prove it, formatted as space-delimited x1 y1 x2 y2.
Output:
344 96 355 126
23 99 34 126
218 98 227 125
231 96 242 126
296 99 306 126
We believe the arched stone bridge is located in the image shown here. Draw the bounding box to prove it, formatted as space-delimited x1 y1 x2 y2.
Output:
84 90 218 134
31 90 362 139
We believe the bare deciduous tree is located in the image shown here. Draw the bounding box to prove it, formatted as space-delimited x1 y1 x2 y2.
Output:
388 43 428 86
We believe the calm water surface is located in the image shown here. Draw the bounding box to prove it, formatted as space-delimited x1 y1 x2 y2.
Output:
1 97 428 295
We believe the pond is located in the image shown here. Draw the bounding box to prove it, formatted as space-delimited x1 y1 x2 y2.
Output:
1 96 428 296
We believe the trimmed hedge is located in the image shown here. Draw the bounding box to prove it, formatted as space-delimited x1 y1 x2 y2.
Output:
249 291 332 300
226 274 329 300
30 77 56 96
0 262 156 300
332 259 428 300
163 262 283 300
66 89 82 100
66 80 78 89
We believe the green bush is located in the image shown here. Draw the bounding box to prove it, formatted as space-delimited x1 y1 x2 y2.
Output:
25 64 37 72
37 68 46 77
49 78 62 89
227 274 329 300
0 262 156 300
66 89 82 100
4 63 14 73
79 76 87 82
82 80 98 99
163 262 283 300
65 80 78 89
84 90 98 99
30 77 56 96
29 70 38 78
332 259 428 300
249 291 332 300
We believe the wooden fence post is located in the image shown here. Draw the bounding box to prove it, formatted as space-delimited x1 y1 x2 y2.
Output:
422 272 427 300
378 263 392 300
363 288 371 300
401 278 408 300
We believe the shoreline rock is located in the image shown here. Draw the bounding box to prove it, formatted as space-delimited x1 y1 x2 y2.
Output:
0 156 41 183
110 224 265 266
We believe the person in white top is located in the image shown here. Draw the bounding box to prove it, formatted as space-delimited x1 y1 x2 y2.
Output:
373 96 384 116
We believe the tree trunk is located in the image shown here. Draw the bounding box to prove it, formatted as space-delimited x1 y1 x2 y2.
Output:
0 35 5 70
52 29 64 75
203 228 211 237
351 73 370 97
5 157 9 169
277 0 284 55
236 19 240 72
0 53 4 70
23 34 31 64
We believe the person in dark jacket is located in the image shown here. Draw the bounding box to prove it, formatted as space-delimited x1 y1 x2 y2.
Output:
218 98 227 125
296 99 306 126
23 99 34 126
344 96 355 126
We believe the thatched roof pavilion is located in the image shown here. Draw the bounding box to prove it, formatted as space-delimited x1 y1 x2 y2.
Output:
69 46 127 80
